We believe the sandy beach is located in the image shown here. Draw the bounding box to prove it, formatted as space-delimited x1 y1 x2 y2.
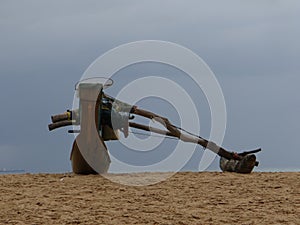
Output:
0 172 299 225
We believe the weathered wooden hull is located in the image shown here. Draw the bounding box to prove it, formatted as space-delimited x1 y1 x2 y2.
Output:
70 137 110 174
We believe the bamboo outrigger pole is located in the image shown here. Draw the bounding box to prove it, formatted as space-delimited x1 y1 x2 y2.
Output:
49 103 261 162
131 108 258 161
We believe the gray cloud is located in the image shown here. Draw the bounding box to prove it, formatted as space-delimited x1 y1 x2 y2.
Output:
0 1 299 172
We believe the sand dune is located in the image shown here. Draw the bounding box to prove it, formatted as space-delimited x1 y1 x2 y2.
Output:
0 172 299 224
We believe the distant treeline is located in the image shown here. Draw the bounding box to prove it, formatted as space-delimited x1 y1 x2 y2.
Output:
0 169 25 173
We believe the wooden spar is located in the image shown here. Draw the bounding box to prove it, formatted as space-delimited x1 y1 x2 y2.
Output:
132 108 241 160
48 120 75 131
49 106 259 162
129 122 174 137
51 112 70 123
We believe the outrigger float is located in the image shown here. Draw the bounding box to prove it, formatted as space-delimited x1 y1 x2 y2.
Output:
48 78 261 174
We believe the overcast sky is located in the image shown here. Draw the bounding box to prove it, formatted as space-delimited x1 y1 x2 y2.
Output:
0 1 299 173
